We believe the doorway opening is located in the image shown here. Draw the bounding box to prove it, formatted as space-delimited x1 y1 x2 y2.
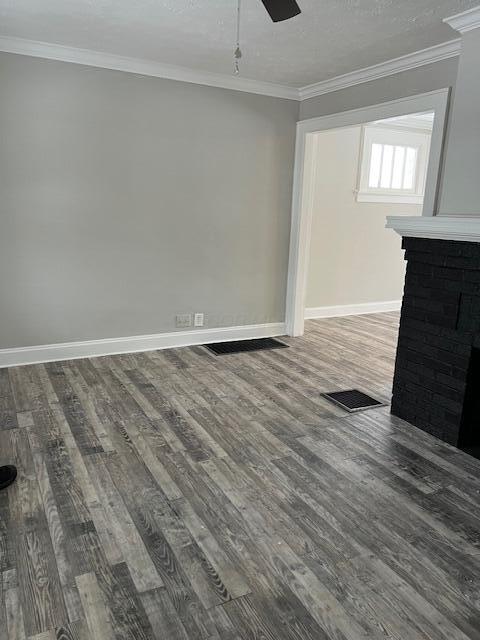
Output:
304 111 434 321
286 89 450 336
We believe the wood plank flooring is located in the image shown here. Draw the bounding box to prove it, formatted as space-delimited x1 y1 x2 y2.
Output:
1 312 480 639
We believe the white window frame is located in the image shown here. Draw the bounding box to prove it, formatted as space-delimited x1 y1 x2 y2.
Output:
356 124 431 204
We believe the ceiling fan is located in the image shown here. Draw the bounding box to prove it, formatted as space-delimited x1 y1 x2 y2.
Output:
260 0 301 22
232 0 301 74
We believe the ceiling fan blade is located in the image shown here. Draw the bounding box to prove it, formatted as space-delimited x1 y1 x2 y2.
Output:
260 0 301 22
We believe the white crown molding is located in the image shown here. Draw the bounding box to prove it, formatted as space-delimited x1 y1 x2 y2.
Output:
0 322 286 368
444 6 480 34
386 215 480 242
305 301 401 320
0 34 464 102
0 35 299 100
299 39 461 100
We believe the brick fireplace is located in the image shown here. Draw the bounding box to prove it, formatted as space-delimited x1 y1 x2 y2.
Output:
386 217 480 452
384 6 480 453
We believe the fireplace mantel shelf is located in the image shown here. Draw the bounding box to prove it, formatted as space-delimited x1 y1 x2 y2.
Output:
386 216 480 243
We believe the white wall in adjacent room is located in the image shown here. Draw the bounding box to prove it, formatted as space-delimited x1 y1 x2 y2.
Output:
305 125 424 312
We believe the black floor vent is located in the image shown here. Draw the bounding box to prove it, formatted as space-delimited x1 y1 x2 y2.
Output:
204 337 288 356
322 389 386 412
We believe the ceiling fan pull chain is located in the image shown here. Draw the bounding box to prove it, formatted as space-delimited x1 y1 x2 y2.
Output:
234 0 242 75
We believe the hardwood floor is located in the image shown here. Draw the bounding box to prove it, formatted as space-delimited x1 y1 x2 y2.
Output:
1 311 480 639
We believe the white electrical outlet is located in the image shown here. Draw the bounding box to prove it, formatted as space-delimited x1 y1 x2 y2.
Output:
194 313 204 327
176 313 192 328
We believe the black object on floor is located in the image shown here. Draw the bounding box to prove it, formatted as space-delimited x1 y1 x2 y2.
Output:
322 389 386 412
0 465 17 491
205 337 288 356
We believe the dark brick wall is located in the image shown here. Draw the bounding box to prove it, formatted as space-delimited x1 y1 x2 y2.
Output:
391 237 480 447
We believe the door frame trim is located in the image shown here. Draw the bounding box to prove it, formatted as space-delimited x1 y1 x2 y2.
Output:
285 88 451 336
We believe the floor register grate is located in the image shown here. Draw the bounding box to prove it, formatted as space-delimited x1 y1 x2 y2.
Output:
322 389 386 412
204 337 288 356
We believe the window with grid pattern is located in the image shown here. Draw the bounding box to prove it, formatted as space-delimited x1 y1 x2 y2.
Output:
356 125 431 205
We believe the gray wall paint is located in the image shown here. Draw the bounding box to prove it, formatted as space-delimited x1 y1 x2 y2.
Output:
439 29 480 215
299 57 459 121
0 52 298 349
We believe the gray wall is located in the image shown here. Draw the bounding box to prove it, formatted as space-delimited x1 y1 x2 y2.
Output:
0 52 298 349
439 29 480 215
299 57 459 120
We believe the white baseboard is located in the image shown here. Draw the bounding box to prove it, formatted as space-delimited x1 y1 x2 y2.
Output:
305 300 401 320
0 322 286 369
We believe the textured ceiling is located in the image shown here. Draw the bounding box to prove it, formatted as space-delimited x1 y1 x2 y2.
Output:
374 112 435 130
0 0 477 87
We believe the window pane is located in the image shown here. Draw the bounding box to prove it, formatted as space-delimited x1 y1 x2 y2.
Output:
403 147 417 189
368 143 382 188
380 145 394 188
391 146 406 189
